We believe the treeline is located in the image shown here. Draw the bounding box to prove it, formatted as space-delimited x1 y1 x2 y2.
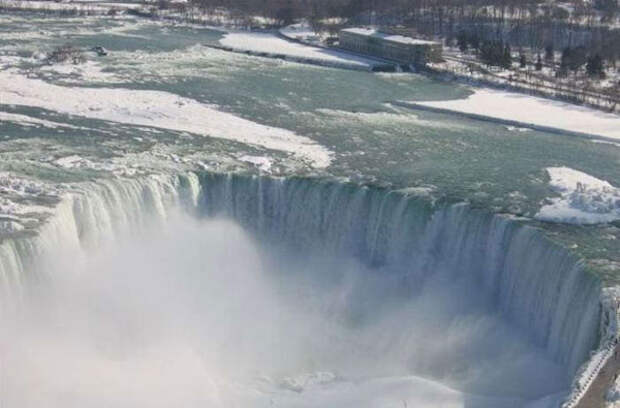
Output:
187 0 620 66
188 0 619 26
456 31 607 78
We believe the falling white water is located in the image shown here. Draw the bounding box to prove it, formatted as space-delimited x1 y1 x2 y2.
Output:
0 172 610 408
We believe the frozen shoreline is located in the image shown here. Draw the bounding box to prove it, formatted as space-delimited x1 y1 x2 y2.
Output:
401 89 620 141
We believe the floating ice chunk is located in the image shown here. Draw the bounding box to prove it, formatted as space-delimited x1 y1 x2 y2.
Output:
238 155 272 172
536 167 620 224
505 125 530 133
54 155 87 168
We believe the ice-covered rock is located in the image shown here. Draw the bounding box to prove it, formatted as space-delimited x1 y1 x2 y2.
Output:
536 167 620 224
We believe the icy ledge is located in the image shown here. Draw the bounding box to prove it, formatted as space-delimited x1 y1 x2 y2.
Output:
536 167 620 224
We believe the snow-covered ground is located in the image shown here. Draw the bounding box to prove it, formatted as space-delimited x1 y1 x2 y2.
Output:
0 71 331 168
536 167 620 224
412 89 620 141
218 32 379 70
279 22 322 44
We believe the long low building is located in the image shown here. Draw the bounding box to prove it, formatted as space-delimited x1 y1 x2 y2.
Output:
339 28 443 66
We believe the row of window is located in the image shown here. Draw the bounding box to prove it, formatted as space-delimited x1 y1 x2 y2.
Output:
340 34 429 63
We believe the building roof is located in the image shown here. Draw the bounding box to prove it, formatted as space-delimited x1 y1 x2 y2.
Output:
341 28 439 46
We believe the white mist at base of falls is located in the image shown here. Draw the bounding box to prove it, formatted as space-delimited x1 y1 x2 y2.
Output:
1 212 571 408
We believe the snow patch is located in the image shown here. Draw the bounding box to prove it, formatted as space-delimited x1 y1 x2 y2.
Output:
279 22 322 44
219 31 377 69
536 167 620 224
316 107 463 130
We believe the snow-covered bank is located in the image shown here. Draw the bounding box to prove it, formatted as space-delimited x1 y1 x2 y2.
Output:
0 72 331 168
279 22 321 44
536 167 620 224
218 32 381 71
409 89 620 141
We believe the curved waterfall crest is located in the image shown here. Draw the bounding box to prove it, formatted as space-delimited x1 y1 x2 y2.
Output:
197 173 603 375
0 173 201 304
0 171 615 398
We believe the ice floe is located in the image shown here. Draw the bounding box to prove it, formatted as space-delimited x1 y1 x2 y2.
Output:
0 71 331 168
536 167 620 224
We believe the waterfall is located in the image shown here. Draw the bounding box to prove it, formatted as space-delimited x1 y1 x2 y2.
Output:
0 173 201 307
0 171 614 395
197 173 604 376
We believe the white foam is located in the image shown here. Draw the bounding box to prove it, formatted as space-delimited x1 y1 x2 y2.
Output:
317 107 463 129
536 167 620 224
